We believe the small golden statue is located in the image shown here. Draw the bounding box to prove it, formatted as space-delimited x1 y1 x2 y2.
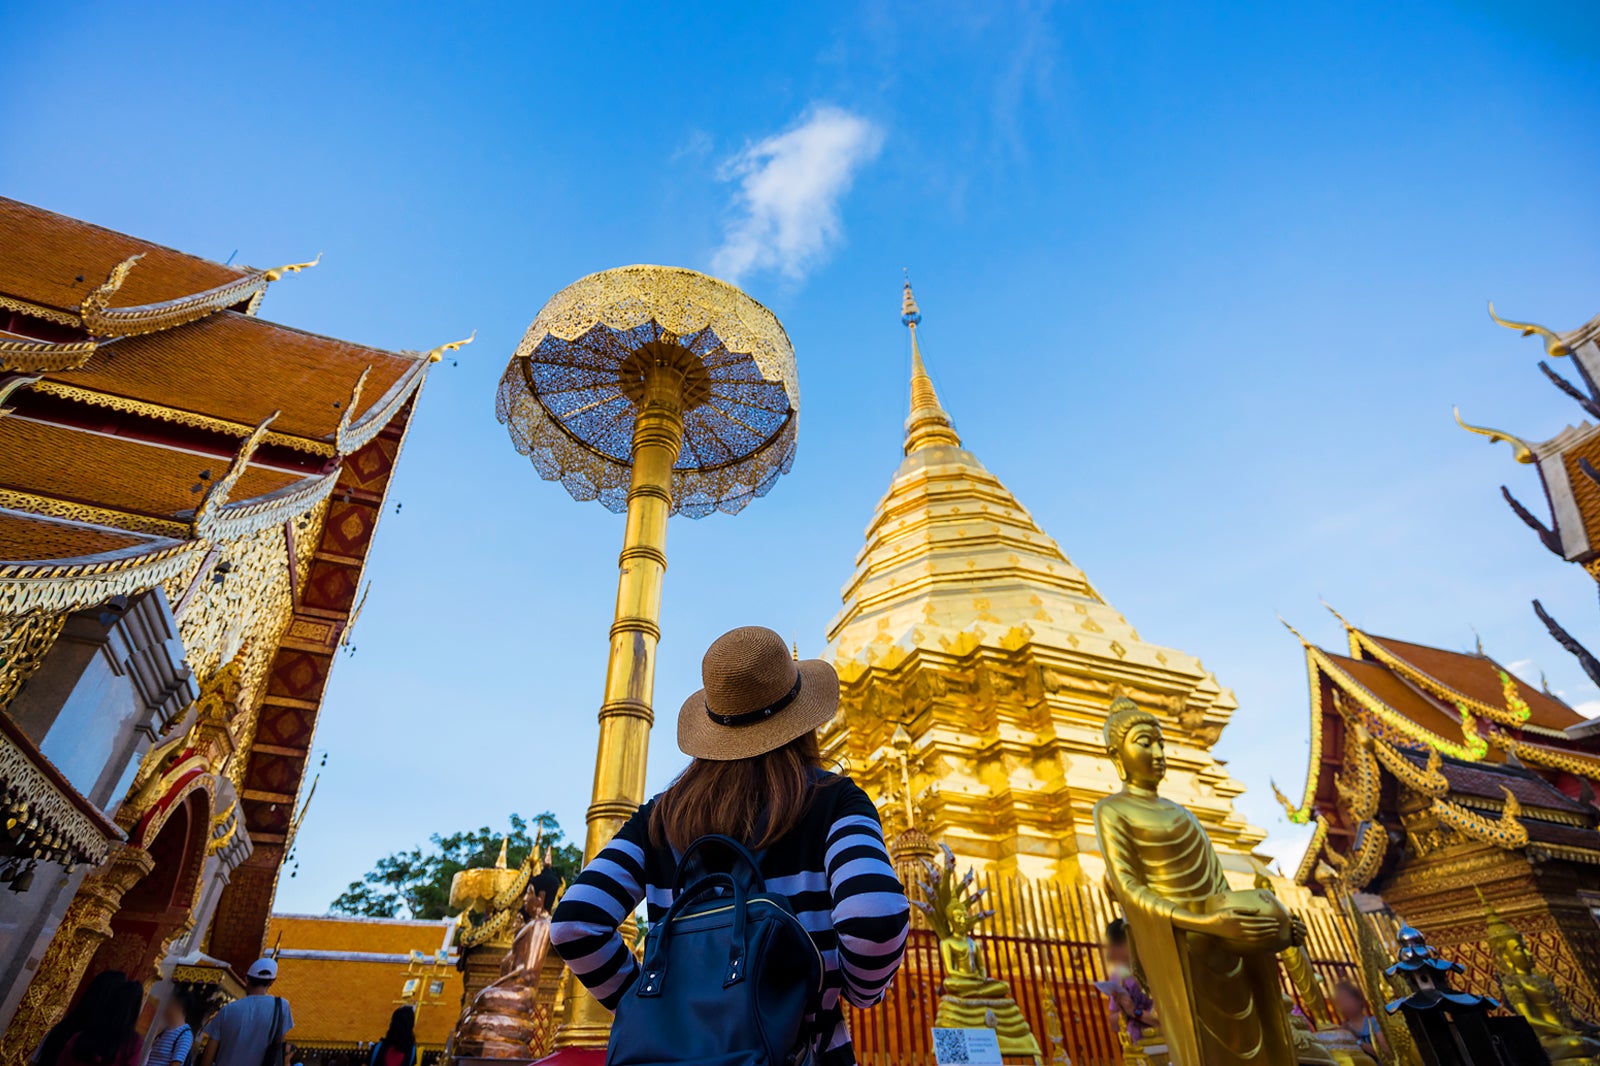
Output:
913 844 1041 1058
1482 891 1600 1064
1263 875 1377 1066
453 852 565 1059
1092 698 1297 1066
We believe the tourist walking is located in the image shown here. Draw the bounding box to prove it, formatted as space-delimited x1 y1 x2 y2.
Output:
198 959 292 1066
367 1007 418 1066
31 970 130 1066
550 625 911 1066
143 993 194 1066
49 977 144 1066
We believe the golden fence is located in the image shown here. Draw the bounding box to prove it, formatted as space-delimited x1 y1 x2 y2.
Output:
844 874 1362 1066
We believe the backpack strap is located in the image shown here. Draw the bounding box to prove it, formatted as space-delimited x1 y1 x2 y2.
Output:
672 835 767 895
637 871 751 997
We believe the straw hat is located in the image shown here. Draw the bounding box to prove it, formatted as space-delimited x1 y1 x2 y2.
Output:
678 626 840 761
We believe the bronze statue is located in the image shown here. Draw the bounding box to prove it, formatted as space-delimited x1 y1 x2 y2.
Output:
1092 698 1297 1066
453 863 565 1059
912 845 1041 1058
1482 892 1600 1064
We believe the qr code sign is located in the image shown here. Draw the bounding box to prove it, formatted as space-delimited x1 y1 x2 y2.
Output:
931 1028 1001 1065
933 1029 969 1064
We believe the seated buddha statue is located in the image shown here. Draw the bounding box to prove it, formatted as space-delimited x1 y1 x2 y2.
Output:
454 868 564 1058
1092 698 1297 1066
912 845 1041 1058
1482 893 1600 1064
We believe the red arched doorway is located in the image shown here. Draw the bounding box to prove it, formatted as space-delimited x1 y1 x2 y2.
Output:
80 789 210 990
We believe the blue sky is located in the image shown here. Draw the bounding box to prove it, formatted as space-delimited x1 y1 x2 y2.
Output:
4 1 1598 912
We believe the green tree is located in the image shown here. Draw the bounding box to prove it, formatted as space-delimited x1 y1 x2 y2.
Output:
330 812 583 920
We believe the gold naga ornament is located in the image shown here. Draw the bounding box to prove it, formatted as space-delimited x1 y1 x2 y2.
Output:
497 265 799 1053
1092 698 1298 1066
1479 890 1600 1064
912 844 1041 1058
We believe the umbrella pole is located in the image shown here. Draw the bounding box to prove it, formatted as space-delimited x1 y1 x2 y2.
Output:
551 364 686 1052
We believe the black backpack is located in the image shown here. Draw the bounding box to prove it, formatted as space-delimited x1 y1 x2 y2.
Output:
607 835 824 1066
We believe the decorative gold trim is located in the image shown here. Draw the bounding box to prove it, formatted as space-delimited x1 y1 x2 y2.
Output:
1430 787 1528 850
27 382 335 456
80 254 320 338
0 337 98 373
189 414 342 542
1454 406 1536 463
1370 735 1449 797
0 490 188 539
1309 643 1488 760
1350 628 1533 729
1489 301 1572 358
0 295 81 328
335 357 429 454
0 540 203 616
0 729 124 865
1484 725 1600 779
200 469 341 543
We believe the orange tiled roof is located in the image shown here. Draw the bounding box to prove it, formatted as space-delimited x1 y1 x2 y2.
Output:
47 312 416 443
0 197 249 314
1366 634 1585 731
265 916 462 1048
1323 650 1506 762
0 418 305 522
0 510 156 561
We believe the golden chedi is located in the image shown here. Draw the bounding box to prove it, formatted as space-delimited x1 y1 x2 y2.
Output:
1482 892 1600 1064
823 279 1271 887
454 861 565 1059
913 845 1041 1058
1093 698 1296 1066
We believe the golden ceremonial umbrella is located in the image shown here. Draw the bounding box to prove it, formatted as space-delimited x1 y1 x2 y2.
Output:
496 265 799 1057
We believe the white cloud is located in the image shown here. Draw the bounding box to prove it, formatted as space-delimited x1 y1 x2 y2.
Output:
711 105 883 284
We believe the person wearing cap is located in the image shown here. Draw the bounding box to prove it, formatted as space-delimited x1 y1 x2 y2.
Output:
197 958 291 1066
550 625 911 1066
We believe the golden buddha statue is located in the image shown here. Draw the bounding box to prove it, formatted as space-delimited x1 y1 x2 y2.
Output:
454 864 565 1059
1481 891 1600 1065
1092 698 1297 1066
912 845 1041 1058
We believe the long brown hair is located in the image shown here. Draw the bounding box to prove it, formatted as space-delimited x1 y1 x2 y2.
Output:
650 731 830 852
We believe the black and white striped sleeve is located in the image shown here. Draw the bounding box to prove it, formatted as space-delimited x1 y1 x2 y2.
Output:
824 786 910 1008
549 808 649 1011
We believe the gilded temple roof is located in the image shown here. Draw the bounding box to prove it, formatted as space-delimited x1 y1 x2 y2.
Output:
1283 613 1600 889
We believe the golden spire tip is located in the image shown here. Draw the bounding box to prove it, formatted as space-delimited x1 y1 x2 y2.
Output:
1278 615 1311 647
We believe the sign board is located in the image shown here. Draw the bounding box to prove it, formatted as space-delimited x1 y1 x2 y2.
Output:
931 1027 1003 1065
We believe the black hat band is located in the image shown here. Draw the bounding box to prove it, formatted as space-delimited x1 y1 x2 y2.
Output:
705 672 803 727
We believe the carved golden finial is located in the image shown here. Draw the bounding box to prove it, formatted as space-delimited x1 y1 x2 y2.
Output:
1489 301 1571 358
193 412 281 537
1454 406 1536 464
262 252 322 282
1278 615 1312 646
81 254 144 319
494 837 509 870
424 330 476 363
333 366 372 454
1270 779 1301 821
1319 599 1355 631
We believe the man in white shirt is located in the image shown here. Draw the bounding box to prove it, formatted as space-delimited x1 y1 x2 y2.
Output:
199 958 293 1066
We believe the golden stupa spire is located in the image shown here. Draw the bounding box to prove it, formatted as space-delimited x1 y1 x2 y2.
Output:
901 273 962 455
